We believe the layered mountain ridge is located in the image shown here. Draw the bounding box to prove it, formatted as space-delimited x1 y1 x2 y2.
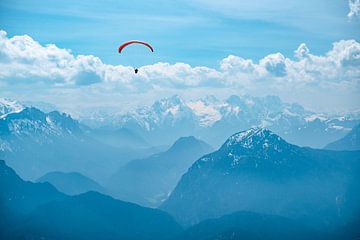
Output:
108 136 213 207
0 105 153 182
161 128 360 227
79 95 360 148
0 160 182 240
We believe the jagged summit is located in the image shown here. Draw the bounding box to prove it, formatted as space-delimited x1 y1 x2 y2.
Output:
151 95 188 116
79 94 359 148
0 107 82 138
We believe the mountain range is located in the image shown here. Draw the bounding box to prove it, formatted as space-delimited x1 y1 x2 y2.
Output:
0 159 342 240
0 100 158 183
79 95 360 148
161 128 360 229
0 160 182 240
108 136 213 207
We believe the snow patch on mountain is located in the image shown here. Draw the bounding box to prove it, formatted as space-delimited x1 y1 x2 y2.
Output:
305 114 327 122
0 98 24 118
0 107 82 145
226 128 277 148
187 101 222 127
75 94 360 148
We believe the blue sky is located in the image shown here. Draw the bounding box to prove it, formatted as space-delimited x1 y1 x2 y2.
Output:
0 0 359 113
1 0 359 67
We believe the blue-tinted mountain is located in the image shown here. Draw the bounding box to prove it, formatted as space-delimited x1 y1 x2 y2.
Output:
37 171 107 195
325 124 360 151
175 211 329 240
0 107 155 182
0 160 182 240
108 136 213 207
0 160 64 214
161 128 360 228
0 159 66 238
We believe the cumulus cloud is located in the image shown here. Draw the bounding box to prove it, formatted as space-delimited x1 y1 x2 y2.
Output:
0 30 359 107
0 30 224 90
294 43 310 59
348 0 360 20
259 53 287 77
220 41 360 87
0 30 104 86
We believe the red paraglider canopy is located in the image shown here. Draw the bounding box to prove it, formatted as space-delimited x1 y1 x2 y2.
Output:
118 41 154 53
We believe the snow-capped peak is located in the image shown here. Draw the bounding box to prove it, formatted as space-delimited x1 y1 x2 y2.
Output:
0 98 25 118
224 128 281 149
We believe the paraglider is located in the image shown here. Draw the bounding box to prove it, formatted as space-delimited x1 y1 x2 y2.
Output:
118 41 154 74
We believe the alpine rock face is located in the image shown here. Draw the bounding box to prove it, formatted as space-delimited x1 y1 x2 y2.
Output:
79 95 360 148
0 106 141 182
161 128 360 227
0 107 81 154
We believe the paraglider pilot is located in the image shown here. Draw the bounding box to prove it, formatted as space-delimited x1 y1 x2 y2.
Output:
118 40 154 75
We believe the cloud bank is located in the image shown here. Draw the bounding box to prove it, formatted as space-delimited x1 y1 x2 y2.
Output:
0 30 359 111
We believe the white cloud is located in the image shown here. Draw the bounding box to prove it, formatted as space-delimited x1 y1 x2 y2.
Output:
294 43 310 59
348 0 360 19
0 30 223 90
259 53 287 77
0 30 359 111
0 30 105 86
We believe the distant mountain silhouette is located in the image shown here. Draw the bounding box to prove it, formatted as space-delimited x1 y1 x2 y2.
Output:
0 160 182 240
37 171 107 195
108 136 213 207
325 124 360 151
161 128 360 228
